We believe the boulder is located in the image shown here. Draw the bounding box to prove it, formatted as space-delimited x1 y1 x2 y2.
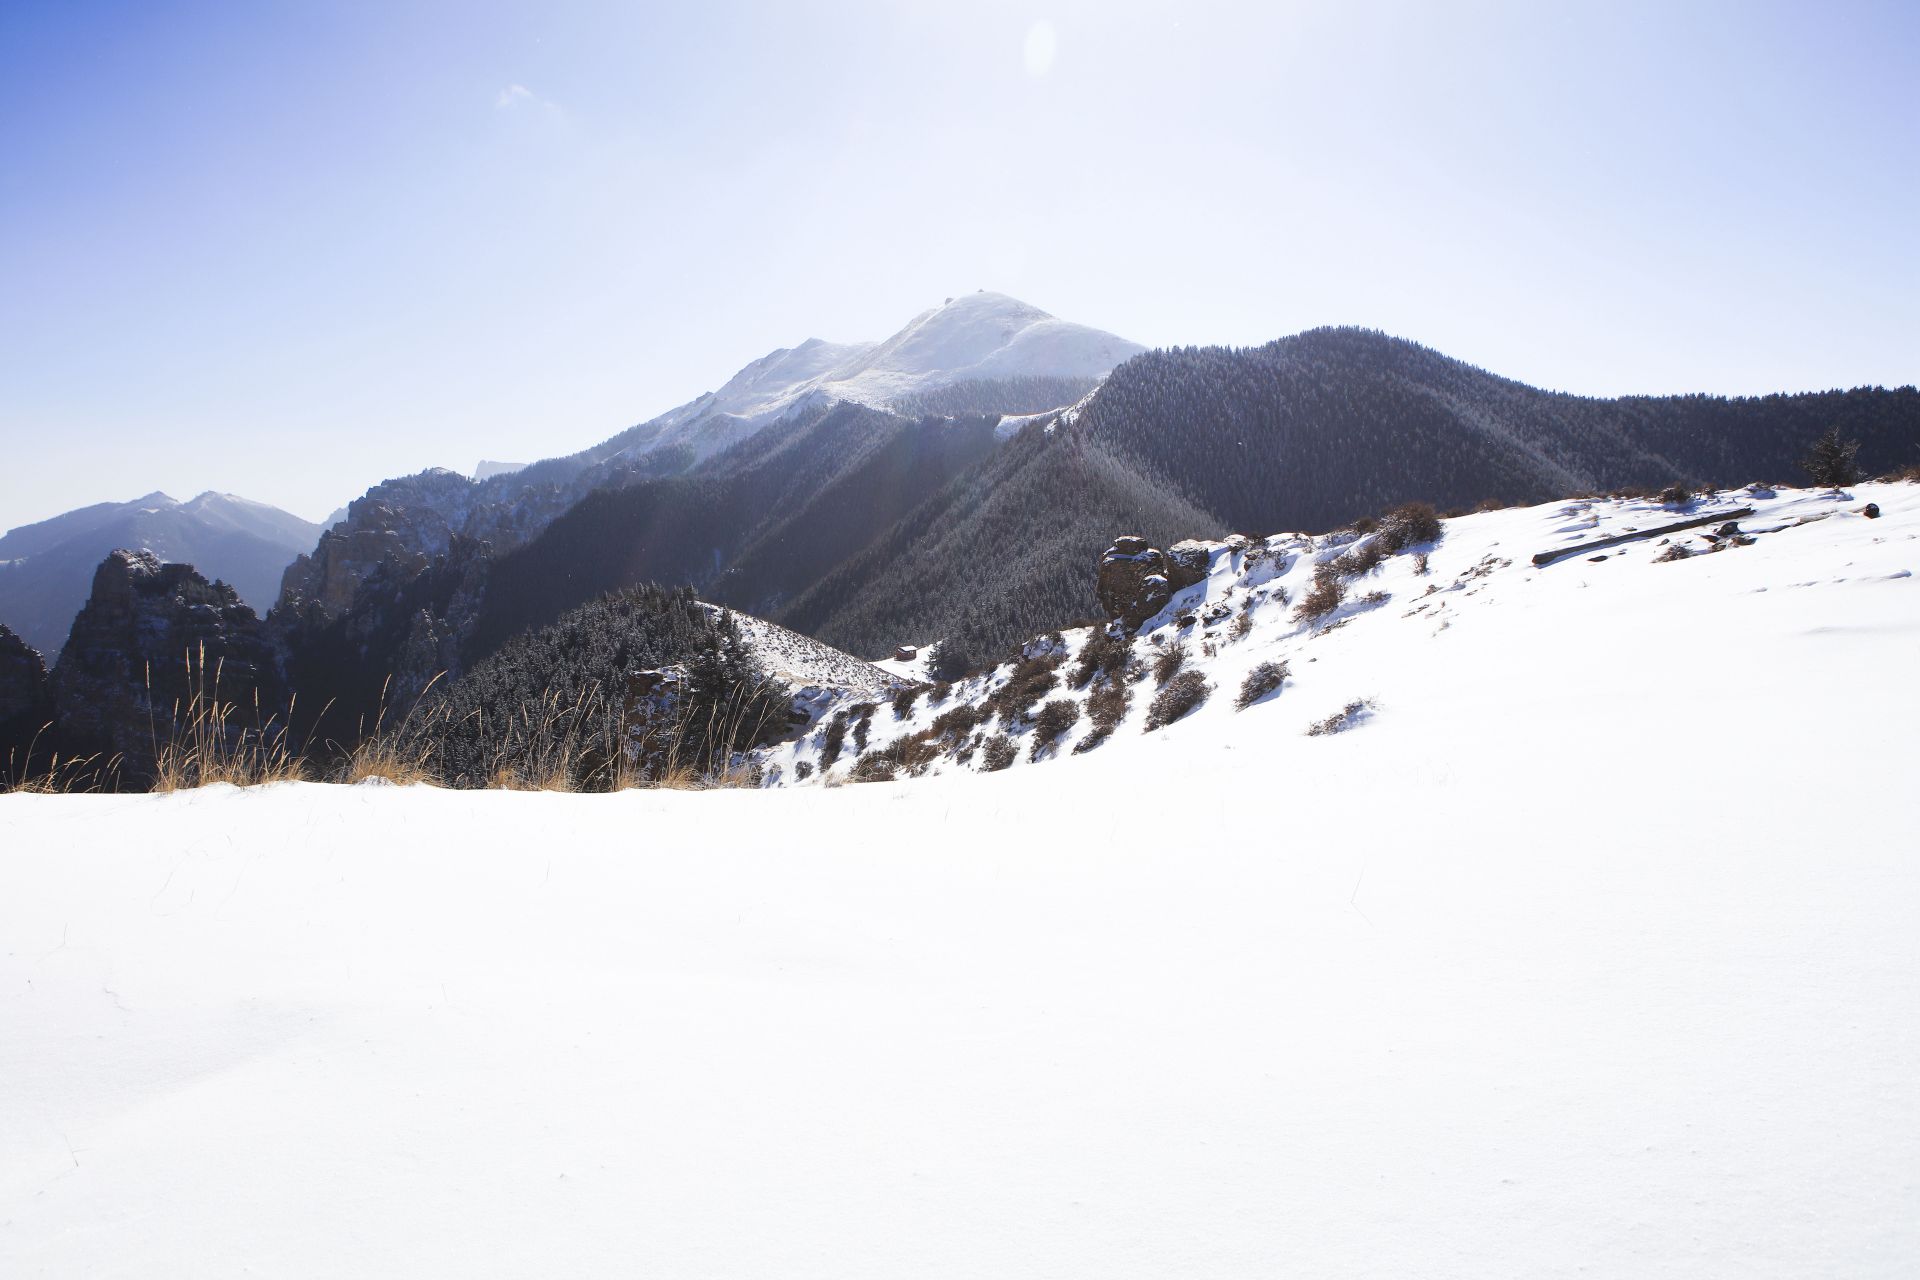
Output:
1165 540 1213 591
1096 536 1173 628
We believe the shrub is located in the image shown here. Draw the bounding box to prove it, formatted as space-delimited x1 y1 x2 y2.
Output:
1070 630 1131 689
1293 569 1346 622
819 711 848 769
852 731 942 783
980 734 1017 772
1029 699 1081 759
1378 501 1442 552
1307 700 1370 736
1880 463 1920 483
1329 541 1387 578
891 685 921 719
1414 552 1431 576
1236 661 1289 710
1073 682 1131 754
1229 612 1253 642
1657 483 1695 506
929 701 985 743
1654 541 1693 563
1145 670 1210 731
851 754 896 783
985 652 1062 723
849 702 876 753
794 760 814 782
1152 642 1188 686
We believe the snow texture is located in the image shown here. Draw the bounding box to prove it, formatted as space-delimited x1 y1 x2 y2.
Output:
2 484 1916 1277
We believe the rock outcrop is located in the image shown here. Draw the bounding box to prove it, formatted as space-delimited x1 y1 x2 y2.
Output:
1165 539 1213 591
1096 536 1173 628
0 623 54 763
51 550 284 780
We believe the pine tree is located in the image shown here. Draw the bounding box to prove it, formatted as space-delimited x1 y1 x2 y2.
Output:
1802 425 1862 488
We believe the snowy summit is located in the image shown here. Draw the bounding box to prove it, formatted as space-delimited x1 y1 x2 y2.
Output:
598 292 1144 468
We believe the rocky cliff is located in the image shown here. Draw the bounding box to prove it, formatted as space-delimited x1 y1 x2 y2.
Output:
52 550 284 780
0 623 54 767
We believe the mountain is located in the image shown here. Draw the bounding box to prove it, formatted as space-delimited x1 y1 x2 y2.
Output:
1075 328 1920 535
282 319 1919 712
0 492 323 656
759 330 1918 661
543 291 1144 476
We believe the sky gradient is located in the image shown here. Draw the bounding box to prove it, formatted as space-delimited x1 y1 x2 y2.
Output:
2 0 1916 528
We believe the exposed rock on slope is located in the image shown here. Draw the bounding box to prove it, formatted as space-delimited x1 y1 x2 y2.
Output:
52 551 282 780
0 623 53 763
1096 537 1173 628
0 491 321 656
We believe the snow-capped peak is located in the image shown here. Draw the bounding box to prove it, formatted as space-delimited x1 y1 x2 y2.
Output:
604 293 1144 469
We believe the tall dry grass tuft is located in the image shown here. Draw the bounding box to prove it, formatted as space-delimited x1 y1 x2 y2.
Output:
148 645 310 791
335 674 443 786
1 723 123 795
338 666 789 792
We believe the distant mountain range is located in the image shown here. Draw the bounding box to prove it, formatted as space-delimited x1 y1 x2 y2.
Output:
0 492 322 656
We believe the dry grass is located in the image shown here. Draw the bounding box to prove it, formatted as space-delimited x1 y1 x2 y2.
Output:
2 724 122 795
148 646 313 792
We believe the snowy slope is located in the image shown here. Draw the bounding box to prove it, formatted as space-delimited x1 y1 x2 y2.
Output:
594 292 1142 469
3 484 1917 1277
763 484 1916 785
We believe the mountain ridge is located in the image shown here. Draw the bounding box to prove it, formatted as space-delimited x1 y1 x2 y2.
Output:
0 491 324 656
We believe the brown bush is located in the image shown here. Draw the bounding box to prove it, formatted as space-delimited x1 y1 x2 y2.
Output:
1029 699 1081 759
1378 501 1442 552
1654 541 1693 563
1236 661 1289 710
985 652 1062 723
1145 671 1210 731
819 711 849 769
929 701 985 744
1152 642 1188 686
852 731 942 782
980 734 1017 772
1307 700 1370 736
892 685 921 719
1070 630 1131 689
1293 568 1346 622
849 702 877 753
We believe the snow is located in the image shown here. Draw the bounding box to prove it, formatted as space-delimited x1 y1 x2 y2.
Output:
3 484 1917 1276
723 607 904 712
611 293 1144 468
870 642 935 683
766 484 1918 786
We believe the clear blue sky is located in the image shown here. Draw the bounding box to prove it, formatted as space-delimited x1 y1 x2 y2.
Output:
2 0 1915 528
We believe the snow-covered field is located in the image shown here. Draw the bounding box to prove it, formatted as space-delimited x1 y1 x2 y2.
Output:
4 485 1917 1277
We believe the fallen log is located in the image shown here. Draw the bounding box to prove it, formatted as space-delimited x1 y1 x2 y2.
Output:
1531 507 1755 567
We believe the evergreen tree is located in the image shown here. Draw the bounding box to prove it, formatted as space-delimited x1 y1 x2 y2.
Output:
1801 425 1863 488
